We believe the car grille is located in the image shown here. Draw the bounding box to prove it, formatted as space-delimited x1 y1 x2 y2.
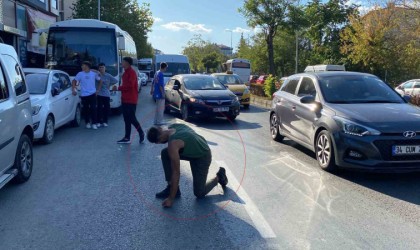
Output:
205 100 232 106
374 139 420 161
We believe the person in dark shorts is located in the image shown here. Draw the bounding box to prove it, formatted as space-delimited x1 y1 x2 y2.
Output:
147 123 228 208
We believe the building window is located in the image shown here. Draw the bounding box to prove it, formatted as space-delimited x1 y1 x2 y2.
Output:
51 0 58 9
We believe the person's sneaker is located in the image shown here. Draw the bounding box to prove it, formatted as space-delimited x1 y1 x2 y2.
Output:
216 167 228 187
103 123 108 127
155 185 181 199
86 123 92 129
139 131 145 144
117 138 131 144
92 124 98 130
96 123 102 128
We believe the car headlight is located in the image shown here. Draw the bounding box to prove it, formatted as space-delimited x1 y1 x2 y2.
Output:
334 116 381 136
232 95 239 103
32 105 42 116
189 98 205 104
243 88 250 94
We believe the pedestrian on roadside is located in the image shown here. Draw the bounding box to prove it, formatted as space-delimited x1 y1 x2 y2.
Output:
147 123 228 208
150 62 168 125
96 63 118 128
112 57 145 144
72 61 101 130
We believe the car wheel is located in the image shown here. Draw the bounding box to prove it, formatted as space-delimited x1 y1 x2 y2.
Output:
13 134 33 183
315 130 337 172
181 103 190 122
243 104 250 109
227 115 237 121
71 105 81 127
42 115 55 144
270 113 284 142
112 107 122 116
164 101 171 114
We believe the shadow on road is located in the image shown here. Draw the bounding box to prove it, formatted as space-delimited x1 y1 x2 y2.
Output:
192 118 262 131
280 139 420 206
241 106 269 114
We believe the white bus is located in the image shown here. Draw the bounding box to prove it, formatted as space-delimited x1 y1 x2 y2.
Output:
138 58 153 82
33 19 138 112
223 58 251 84
153 54 190 84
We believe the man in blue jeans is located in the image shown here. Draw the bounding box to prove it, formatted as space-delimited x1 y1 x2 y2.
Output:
151 62 168 125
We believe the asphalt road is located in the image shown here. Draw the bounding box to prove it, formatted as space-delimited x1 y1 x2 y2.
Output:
1 85 419 250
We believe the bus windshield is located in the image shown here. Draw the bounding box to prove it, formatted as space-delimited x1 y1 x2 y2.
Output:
139 63 152 71
46 29 118 76
158 62 190 76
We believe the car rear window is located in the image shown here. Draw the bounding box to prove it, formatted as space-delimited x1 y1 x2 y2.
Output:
282 78 300 95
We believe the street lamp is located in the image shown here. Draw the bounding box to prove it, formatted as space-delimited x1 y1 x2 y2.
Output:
225 29 233 57
98 0 101 20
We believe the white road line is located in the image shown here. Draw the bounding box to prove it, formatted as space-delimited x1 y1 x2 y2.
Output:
216 160 277 239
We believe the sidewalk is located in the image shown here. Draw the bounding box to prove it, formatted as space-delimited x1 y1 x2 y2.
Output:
250 95 272 109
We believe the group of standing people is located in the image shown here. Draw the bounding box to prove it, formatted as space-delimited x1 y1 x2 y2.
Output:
71 57 144 144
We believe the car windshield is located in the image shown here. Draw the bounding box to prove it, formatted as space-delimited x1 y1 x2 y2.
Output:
215 75 243 85
319 75 404 104
25 73 49 95
184 77 226 90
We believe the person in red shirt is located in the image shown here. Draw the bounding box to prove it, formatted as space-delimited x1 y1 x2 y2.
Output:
113 57 144 144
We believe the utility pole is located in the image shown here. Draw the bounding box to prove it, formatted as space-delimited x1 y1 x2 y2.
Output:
98 0 101 20
225 29 233 57
295 31 298 74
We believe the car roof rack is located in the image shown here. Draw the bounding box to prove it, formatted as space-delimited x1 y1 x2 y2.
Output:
304 64 346 72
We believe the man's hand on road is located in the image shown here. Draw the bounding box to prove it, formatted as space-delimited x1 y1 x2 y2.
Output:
162 197 174 208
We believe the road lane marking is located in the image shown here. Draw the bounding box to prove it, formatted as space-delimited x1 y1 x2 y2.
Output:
216 160 277 239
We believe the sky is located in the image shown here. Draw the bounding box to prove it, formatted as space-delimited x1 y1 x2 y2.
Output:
142 0 256 54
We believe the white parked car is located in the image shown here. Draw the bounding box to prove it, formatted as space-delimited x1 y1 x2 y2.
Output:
0 44 34 189
395 79 420 96
23 68 82 144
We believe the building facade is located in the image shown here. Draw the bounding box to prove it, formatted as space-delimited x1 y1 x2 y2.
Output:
217 44 233 57
0 0 59 66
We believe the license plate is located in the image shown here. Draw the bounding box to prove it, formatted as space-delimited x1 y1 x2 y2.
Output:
213 107 229 112
392 145 420 155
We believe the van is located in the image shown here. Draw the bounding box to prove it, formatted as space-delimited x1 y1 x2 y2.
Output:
0 44 34 189
304 65 346 72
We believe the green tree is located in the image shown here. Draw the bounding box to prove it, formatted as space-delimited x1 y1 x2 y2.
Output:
341 3 420 84
202 52 221 73
239 0 294 75
72 0 154 58
182 35 227 73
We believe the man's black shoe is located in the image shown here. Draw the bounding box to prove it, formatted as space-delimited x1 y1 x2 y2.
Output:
117 138 131 144
155 185 181 199
216 167 228 187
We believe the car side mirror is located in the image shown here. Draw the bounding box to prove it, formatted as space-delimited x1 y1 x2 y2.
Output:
51 86 60 96
173 84 180 91
300 95 315 104
403 94 412 103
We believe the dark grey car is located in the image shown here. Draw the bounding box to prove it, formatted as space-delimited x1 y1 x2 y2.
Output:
270 71 420 172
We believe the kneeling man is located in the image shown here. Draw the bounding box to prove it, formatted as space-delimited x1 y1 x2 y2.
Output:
147 124 228 208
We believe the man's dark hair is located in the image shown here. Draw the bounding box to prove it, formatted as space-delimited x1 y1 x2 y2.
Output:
98 63 106 67
160 62 168 69
147 126 160 143
123 57 133 66
82 61 91 68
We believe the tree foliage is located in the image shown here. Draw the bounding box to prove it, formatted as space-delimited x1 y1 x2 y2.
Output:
71 0 154 58
341 2 420 84
182 35 227 73
239 0 294 74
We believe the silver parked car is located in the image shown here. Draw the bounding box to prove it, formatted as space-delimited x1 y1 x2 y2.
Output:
395 79 420 96
270 71 420 172
0 44 34 189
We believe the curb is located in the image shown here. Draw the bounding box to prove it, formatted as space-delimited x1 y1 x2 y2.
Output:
250 95 272 109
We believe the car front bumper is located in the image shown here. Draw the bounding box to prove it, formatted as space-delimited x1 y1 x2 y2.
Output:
187 102 240 118
332 132 420 172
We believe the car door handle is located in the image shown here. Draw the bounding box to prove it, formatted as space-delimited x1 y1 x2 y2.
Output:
65 98 69 100
292 106 296 110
